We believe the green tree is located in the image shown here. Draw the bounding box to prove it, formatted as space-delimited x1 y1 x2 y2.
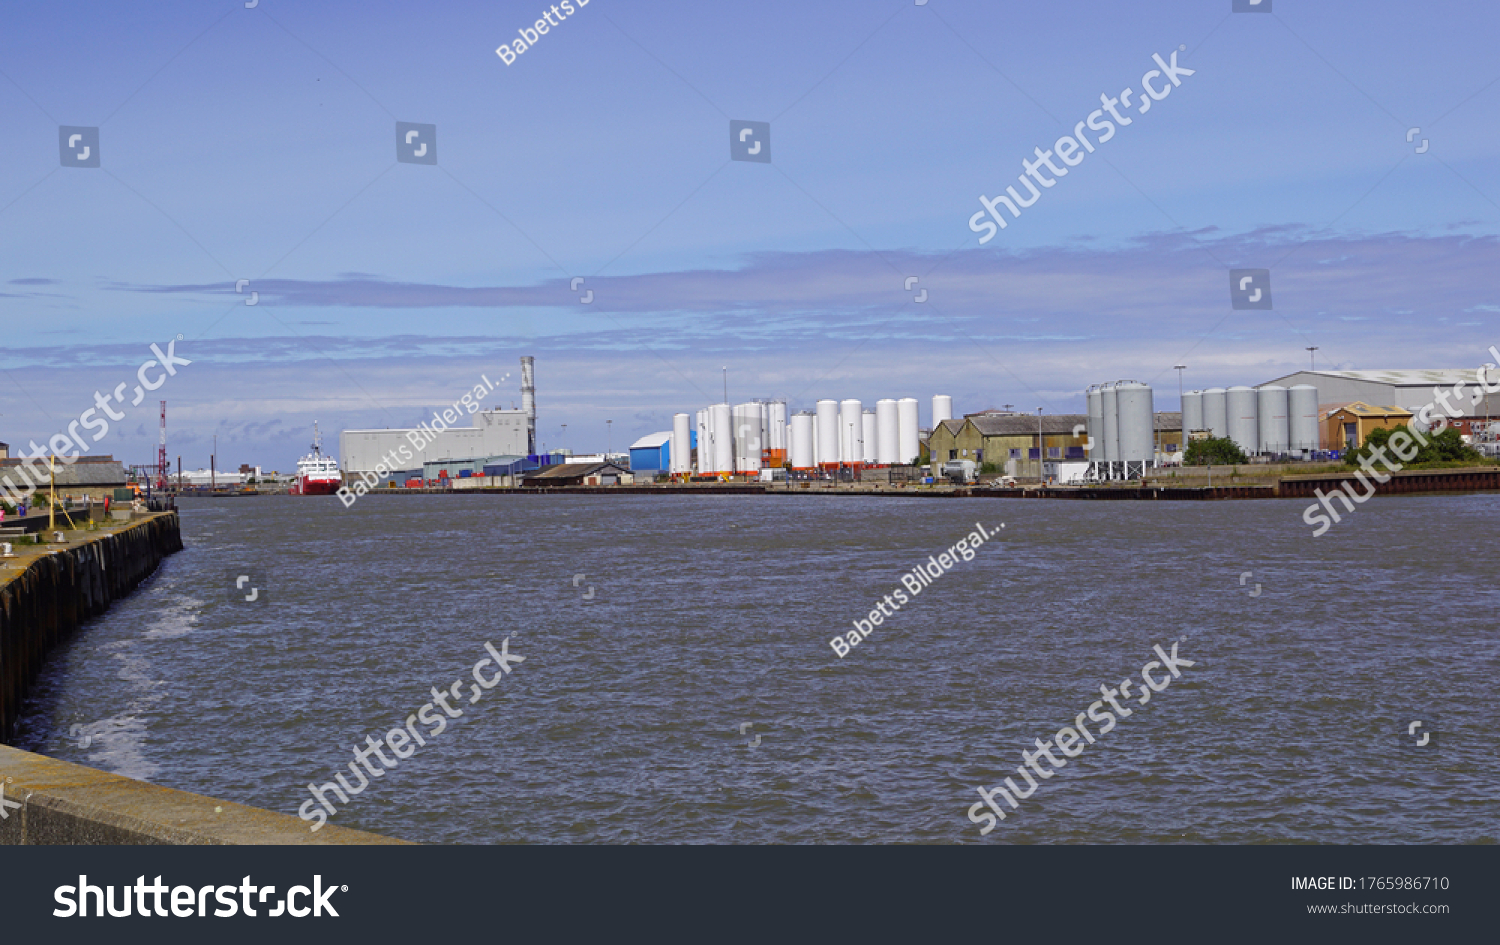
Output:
1344 424 1481 467
1183 436 1247 466
979 461 998 474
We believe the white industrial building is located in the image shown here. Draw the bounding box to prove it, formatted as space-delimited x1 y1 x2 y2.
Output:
341 357 537 475
341 409 530 474
1259 369 1500 416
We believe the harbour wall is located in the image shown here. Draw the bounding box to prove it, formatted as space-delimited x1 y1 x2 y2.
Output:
0 512 401 844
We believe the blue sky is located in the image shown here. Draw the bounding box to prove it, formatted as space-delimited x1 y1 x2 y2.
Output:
1 0 1497 469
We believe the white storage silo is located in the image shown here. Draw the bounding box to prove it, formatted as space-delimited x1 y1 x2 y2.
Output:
1101 384 1120 464
769 401 787 452
1086 387 1105 460
876 399 900 464
840 399 864 464
789 412 815 469
1116 382 1155 463
734 403 763 471
862 410 878 463
1288 385 1319 454
933 395 953 427
696 409 711 473
1181 390 1204 442
1226 387 1259 455
711 402 734 472
1257 386 1289 455
1203 388 1228 440
898 398 920 465
816 399 839 467
671 413 692 474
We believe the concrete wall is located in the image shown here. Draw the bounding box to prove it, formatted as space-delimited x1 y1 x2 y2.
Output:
0 513 183 743
0 744 402 845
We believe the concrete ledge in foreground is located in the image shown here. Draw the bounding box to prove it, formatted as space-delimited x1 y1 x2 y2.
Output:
0 745 406 845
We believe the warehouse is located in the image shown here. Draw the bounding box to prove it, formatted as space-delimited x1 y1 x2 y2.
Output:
1321 403 1413 451
630 430 695 478
1260 368 1500 417
341 409 529 474
522 462 631 487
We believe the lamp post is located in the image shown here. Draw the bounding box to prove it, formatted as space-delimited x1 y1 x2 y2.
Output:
606 419 612 460
1306 346 1318 371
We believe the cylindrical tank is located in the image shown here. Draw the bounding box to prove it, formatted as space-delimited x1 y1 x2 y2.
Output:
1181 390 1204 443
1203 388 1228 439
696 409 711 473
1288 385 1319 454
862 411 878 463
840 399 863 464
1086 387 1105 460
1101 385 1120 464
1257 385 1289 455
1226 386 1258 455
789 412 815 469
876 399 900 464
1116 382 1155 463
711 403 733 472
671 413 691 474
816 399 839 466
932 395 953 427
769 401 787 451
734 403 763 471
897 398 919 465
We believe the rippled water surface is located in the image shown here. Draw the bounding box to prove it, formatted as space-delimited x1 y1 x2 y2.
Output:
15 493 1500 844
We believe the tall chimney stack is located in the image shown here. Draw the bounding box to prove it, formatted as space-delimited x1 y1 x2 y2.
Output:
521 355 536 455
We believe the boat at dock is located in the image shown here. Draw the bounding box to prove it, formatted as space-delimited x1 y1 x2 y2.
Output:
292 422 342 496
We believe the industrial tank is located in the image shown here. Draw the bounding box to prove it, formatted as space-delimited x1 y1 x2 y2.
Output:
840 399 863 464
734 403 763 471
1226 387 1259 455
932 395 953 426
862 411 878 463
898 398 919 465
671 413 691 474
1203 388 1228 439
1116 382 1155 463
876 399 900 464
769 401 787 451
1101 384 1120 464
695 409 711 473
1288 385 1320 454
1086 387 1105 460
789 412 815 469
1257 385 1289 454
1181 390 1204 442
816 400 839 466
711 403 733 472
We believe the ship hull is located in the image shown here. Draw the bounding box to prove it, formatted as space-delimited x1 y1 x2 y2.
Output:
299 478 342 496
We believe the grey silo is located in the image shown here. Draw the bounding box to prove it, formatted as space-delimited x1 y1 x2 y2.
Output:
1257 385 1290 454
1226 386 1259 455
1116 382 1155 463
1101 384 1120 463
1203 388 1228 439
1086 387 1105 461
1181 390 1204 440
1288 385 1320 453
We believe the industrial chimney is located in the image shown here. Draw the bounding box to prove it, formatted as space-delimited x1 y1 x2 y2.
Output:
521 355 536 455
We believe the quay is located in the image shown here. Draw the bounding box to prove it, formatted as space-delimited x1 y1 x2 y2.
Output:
0 508 399 844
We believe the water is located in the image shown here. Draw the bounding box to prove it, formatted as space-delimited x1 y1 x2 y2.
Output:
14 493 1500 844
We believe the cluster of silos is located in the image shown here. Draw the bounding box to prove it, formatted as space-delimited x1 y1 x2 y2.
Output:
1180 384 1319 456
786 396 922 469
1085 381 1156 480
